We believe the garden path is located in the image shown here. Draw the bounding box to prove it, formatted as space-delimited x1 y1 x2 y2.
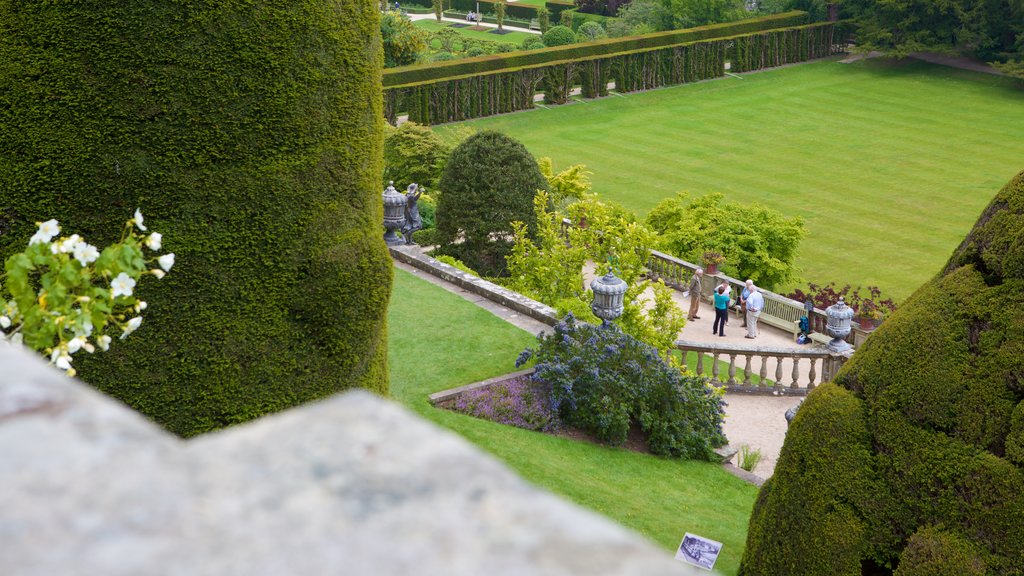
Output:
407 12 542 35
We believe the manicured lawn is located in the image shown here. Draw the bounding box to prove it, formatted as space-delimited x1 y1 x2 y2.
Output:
388 267 759 574
439 58 1024 300
414 19 537 47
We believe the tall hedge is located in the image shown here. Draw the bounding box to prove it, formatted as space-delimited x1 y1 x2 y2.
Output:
435 131 547 276
739 171 1024 575
0 1 391 436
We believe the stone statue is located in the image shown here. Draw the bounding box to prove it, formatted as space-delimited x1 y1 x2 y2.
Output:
401 183 423 245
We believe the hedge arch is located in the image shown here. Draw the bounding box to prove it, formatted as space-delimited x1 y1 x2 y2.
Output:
740 171 1024 575
0 0 391 437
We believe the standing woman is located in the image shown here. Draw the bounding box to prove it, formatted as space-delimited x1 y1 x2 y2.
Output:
712 284 731 337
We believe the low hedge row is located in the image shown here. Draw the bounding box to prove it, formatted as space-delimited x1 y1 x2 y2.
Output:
559 7 617 30
446 0 574 21
386 22 835 125
383 11 808 87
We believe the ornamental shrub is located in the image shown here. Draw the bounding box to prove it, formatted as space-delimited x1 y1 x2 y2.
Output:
517 314 726 459
543 25 577 46
739 170 1024 575
382 9 428 67
646 192 805 290
383 122 451 190
576 21 608 41
435 131 547 276
0 1 391 437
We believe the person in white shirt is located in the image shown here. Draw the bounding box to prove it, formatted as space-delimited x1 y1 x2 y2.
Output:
745 286 764 339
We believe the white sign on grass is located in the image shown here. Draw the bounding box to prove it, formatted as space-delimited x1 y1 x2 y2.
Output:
675 532 723 571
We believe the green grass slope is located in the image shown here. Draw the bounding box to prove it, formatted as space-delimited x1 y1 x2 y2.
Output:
388 267 758 574
442 58 1024 300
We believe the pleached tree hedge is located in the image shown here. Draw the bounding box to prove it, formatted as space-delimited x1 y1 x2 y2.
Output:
0 0 391 437
739 170 1024 575
383 18 836 125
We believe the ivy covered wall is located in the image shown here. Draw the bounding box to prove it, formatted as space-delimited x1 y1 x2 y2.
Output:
0 0 391 436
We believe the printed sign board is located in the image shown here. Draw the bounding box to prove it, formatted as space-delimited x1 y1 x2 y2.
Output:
675 533 723 571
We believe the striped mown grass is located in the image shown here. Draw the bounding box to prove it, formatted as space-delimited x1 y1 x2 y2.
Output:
440 58 1024 300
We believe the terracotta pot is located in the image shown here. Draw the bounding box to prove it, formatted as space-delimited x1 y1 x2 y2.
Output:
705 263 718 274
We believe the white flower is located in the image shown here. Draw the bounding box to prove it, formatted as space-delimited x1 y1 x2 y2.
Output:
110 272 136 298
66 336 87 354
59 234 81 253
120 316 143 339
29 219 60 245
51 349 72 370
50 242 60 255
158 253 175 272
135 301 147 312
145 232 162 251
133 208 147 231
151 269 166 279
0 316 9 329
97 335 112 351
73 242 100 266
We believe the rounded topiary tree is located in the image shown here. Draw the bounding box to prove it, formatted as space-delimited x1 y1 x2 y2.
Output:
435 131 547 276
542 25 576 47
0 0 391 436
739 170 1024 575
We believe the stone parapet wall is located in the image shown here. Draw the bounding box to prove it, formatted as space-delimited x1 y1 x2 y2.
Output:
0 346 697 575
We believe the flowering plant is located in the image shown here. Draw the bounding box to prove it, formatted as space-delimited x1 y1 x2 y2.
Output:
517 314 726 460
786 282 897 320
449 376 559 432
0 210 174 376
701 250 725 266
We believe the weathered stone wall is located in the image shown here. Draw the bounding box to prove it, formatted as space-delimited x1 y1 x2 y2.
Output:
0 346 698 576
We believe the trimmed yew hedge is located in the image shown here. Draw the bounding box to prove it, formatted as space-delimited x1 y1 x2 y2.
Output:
0 1 391 437
740 171 1024 575
385 20 835 125
384 11 808 87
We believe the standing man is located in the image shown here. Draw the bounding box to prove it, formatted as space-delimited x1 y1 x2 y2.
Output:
745 285 764 339
687 268 704 321
738 279 753 327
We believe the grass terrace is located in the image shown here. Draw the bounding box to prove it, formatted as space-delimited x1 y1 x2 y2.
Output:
414 19 537 47
440 58 1024 299
387 268 758 574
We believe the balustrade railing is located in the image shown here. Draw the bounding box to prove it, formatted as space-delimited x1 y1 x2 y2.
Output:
558 218 874 347
676 339 850 394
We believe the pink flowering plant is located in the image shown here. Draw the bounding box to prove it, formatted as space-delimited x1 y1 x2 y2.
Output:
0 210 174 376
450 377 559 432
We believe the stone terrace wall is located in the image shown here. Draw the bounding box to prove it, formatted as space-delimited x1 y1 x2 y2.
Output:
0 345 699 576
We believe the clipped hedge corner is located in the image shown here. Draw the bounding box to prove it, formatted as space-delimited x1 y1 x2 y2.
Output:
0 0 391 437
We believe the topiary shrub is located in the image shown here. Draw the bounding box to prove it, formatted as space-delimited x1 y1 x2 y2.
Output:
894 527 986 576
576 21 608 42
383 122 451 190
739 170 1024 575
521 35 546 50
434 131 546 276
517 314 726 459
542 25 576 46
0 0 391 437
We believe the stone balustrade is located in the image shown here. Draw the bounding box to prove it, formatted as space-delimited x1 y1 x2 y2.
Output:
647 249 874 347
676 339 852 394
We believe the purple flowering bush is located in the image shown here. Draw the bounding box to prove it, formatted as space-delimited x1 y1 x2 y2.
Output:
451 377 559 432
517 314 726 460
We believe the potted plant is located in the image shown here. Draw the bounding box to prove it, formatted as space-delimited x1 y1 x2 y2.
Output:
854 300 885 330
702 251 725 274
